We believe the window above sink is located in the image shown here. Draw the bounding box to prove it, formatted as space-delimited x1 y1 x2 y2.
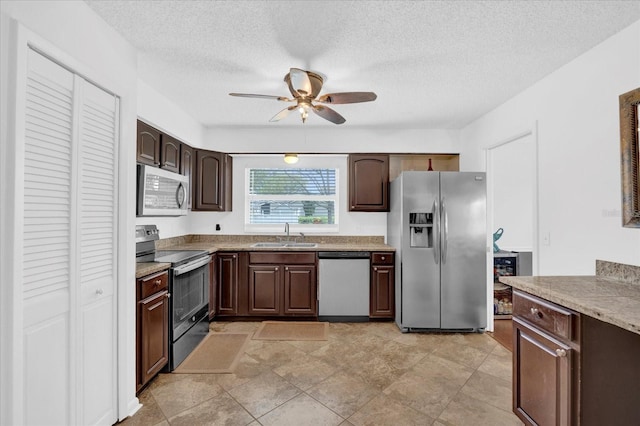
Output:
245 166 339 234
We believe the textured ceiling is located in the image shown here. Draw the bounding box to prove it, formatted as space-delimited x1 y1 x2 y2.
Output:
85 1 640 129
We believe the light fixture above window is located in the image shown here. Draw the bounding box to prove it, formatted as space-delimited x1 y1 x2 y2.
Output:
283 153 299 164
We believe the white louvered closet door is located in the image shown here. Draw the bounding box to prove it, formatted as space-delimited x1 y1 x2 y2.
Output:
22 48 118 426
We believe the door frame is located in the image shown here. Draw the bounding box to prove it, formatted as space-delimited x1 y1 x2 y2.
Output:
484 122 540 330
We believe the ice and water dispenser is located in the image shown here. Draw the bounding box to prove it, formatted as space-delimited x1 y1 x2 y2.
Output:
409 212 433 247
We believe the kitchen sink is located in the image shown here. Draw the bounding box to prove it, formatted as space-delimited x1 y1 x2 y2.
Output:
251 242 317 248
251 242 286 247
283 242 317 247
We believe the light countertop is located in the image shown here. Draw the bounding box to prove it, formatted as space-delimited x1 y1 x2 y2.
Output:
136 236 394 279
500 273 640 336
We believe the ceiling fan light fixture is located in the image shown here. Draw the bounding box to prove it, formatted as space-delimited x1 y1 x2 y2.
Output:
230 68 376 125
284 153 299 164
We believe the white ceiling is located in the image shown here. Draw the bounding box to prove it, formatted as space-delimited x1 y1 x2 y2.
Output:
85 1 640 129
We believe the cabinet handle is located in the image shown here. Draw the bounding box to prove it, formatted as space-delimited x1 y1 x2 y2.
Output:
166 293 171 299
95 288 104 295
154 279 162 286
275 267 279 271
555 348 567 357
381 256 386 261
374 267 378 271
351 205 355 209
285 267 289 271
530 307 541 317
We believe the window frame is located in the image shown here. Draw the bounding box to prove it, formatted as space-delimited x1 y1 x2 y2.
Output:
244 167 340 234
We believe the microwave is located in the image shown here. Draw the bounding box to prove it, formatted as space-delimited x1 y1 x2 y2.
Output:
137 164 189 216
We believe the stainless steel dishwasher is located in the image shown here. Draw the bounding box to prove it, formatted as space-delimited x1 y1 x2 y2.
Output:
318 251 370 320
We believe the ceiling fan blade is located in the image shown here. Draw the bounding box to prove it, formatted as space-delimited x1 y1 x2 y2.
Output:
289 68 313 97
229 93 292 102
269 105 297 122
317 92 377 104
312 105 346 125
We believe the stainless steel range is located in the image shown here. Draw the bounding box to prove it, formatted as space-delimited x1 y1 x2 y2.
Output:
136 225 210 370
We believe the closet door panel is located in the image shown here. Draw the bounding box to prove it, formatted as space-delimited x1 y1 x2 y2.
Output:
78 80 118 425
22 48 75 424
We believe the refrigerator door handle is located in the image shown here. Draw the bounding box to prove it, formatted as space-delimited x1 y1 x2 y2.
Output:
441 198 448 264
433 199 440 264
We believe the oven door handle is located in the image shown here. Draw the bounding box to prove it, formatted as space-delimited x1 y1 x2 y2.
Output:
173 255 212 276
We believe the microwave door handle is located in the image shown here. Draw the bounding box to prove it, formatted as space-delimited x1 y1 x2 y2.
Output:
176 182 186 208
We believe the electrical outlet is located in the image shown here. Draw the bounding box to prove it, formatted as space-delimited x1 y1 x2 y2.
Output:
215 224 221 231
542 232 550 246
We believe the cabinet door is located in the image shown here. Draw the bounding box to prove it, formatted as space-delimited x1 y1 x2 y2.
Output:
513 318 573 426
137 120 160 166
348 154 389 211
249 265 281 314
370 265 394 318
209 255 217 320
284 265 317 315
160 134 180 173
217 253 239 315
194 149 227 211
139 290 169 387
180 144 194 208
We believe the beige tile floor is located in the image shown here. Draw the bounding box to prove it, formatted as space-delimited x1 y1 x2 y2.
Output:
123 321 523 426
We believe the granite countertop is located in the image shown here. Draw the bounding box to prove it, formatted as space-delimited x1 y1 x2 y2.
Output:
136 235 395 278
136 262 171 278
500 262 640 336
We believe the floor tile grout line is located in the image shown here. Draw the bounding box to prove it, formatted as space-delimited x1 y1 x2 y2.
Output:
133 322 521 425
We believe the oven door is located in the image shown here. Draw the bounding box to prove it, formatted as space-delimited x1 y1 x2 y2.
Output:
170 255 211 341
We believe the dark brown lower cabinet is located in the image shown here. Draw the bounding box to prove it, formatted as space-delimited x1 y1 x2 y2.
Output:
247 252 317 317
248 265 280 314
284 265 316 314
136 270 169 393
513 289 640 426
513 318 574 425
216 252 239 316
370 252 395 318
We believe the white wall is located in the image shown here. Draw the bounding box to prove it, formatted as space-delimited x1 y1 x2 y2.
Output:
205 126 460 154
147 127 461 239
172 127 460 239
135 80 206 238
0 0 139 422
137 79 205 148
490 135 535 252
461 20 640 273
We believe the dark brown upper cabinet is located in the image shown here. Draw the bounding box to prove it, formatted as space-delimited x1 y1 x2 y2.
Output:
180 143 194 208
136 120 160 166
159 134 180 173
348 154 389 212
193 149 232 211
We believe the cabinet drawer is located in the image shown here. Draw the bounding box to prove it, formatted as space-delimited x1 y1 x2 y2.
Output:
513 290 577 341
139 271 169 299
249 251 316 265
371 252 393 265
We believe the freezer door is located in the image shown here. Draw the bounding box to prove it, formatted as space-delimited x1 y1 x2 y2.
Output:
401 172 441 329
439 172 487 329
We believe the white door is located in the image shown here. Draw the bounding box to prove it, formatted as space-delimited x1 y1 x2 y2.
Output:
19 48 118 426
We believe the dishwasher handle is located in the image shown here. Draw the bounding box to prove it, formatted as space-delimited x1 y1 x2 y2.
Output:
317 251 371 259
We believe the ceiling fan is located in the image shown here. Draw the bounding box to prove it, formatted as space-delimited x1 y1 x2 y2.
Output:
229 68 377 125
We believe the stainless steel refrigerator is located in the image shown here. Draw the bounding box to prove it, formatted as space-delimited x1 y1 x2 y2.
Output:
388 171 487 332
